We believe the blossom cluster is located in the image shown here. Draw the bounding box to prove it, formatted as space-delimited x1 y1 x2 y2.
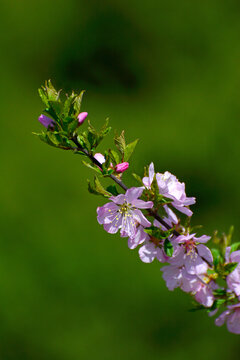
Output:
36 81 240 335
97 163 240 334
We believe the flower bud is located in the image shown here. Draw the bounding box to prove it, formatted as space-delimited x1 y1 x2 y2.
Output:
115 162 129 173
77 112 88 125
38 114 55 129
94 153 106 164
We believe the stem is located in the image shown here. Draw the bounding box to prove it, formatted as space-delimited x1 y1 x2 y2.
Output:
72 135 179 236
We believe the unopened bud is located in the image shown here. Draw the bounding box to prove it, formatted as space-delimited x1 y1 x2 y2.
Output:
38 114 55 129
115 162 129 173
77 112 88 125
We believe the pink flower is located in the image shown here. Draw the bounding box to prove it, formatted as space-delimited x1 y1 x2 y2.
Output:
193 276 217 307
226 247 240 297
38 114 55 129
174 233 212 275
127 225 148 249
142 163 195 216
161 263 199 292
139 239 169 263
215 303 240 334
97 187 153 238
115 162 129 173
77 112 88 125
137 211 178 263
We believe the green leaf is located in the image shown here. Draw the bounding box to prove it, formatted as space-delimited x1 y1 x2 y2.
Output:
109 149 120 165
230 242 240 253
124 139 139 161
114 130 126 155
44 80 61 102
211 248 222 267
224 262 238 275
164 238 174 257
48 100 62 118
63 92 75 117
213 289 226 297
94 176 111 197
73 90 85 115
87 180 100 195
82 160 102 174
100 118 111 137
38 88 49 107
77 134 89 150
106 185 119 196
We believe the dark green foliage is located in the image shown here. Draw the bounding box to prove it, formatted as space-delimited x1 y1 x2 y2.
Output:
164 238 174 257
87 176 112 197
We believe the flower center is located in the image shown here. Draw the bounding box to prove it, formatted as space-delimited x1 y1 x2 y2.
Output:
119 202 132 215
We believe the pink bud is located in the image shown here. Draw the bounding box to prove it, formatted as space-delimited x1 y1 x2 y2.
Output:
77 112 88 125
94 153 106 165
115 162 129 173
38 114 55 128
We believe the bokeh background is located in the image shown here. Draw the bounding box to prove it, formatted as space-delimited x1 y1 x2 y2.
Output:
1 0 240 359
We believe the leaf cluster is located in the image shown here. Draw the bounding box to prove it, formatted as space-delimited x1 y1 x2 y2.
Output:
112 131 138 164
38 80 85 136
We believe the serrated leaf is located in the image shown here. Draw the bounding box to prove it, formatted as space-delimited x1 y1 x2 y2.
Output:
45 80 61 102
100 118 111 137
230 242 240 253
164 238 174 257
124 139 139 161
109 149 120 165
63 92 75 117
73 90 85 115
114 130 126 155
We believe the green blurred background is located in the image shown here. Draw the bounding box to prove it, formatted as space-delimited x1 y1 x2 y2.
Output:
1 0 240 358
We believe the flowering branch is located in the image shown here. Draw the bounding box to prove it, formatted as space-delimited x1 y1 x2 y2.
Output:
34 80 240 335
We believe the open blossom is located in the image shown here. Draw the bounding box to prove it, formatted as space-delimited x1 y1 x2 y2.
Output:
97 187 153 238
193 276 217 307
138 212 178 263
142 162 195 216
161 262 199 292
215 303 240 334
38 114 55 128
127 225 148 250
161 258 216 307
225 247 240 297
174 233 213 275
77 111 88 125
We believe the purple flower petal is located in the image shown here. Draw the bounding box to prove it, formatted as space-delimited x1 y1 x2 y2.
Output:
131 199 153 209
197 244 213 263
